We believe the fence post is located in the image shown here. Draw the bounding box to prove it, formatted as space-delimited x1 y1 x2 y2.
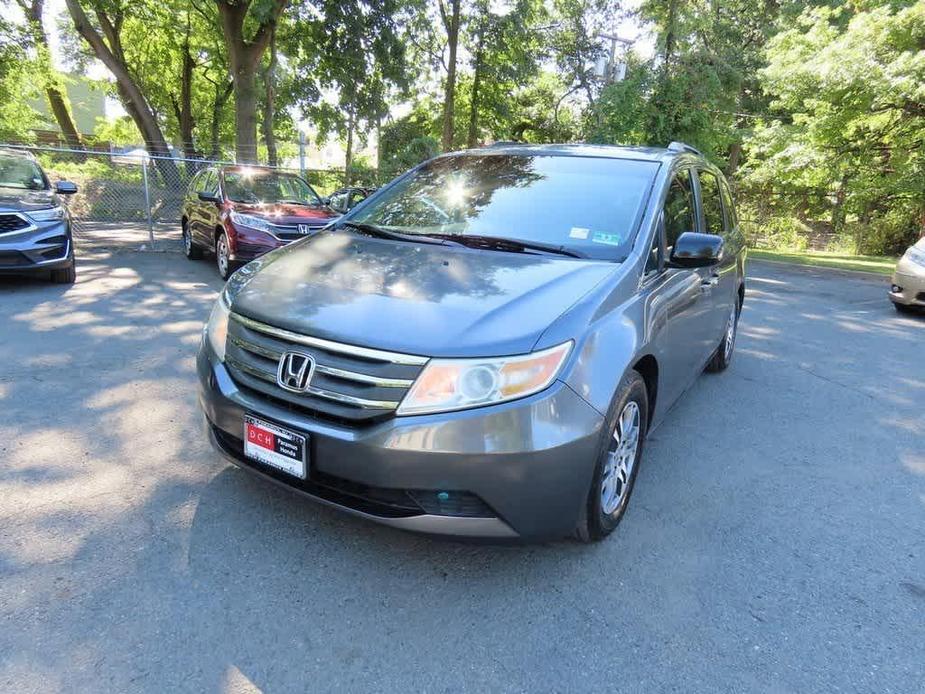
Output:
141 157 156 249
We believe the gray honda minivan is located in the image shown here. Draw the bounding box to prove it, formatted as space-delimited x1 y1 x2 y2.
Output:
198 143 747 542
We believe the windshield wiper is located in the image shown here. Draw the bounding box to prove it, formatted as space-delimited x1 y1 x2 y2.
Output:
337 221 452 247
429 234 585 259
276 199 311 206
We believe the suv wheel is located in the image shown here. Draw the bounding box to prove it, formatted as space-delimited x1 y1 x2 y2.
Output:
215 231 236 279
182 220 202 260
578 370 648 542
706 299 740 372
50 257 76 284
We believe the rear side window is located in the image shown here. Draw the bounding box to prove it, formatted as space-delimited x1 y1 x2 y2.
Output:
719 177 737 230
201 170 218 195
188 171 204 193
698 170 725 236
664 170 695 252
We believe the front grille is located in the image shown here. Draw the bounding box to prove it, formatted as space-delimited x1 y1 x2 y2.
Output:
271 223 327 241
0 213 30 234
212 426 496 518
0 251 31 266
225 312 426 423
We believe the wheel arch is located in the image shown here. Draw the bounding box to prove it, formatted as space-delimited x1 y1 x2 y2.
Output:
631 354 658 429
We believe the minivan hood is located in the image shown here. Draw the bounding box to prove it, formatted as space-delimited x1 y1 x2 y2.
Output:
0 187 57 212
230 231 619 357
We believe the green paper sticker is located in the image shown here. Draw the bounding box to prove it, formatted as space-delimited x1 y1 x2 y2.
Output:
591 232 623 246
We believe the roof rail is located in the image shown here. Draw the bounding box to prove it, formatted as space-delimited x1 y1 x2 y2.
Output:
667 141 703 157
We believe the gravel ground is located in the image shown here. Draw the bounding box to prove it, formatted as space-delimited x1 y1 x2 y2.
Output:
0 246 922 693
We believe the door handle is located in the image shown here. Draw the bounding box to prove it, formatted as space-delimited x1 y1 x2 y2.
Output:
701 273 720 288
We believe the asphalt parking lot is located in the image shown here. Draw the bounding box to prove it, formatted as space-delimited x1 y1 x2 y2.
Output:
1 246 923 693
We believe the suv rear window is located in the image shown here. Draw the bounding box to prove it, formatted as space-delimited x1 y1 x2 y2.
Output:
352 154 659 260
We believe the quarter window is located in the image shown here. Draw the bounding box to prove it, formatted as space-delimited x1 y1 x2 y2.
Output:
664 170 695 252
699 170 725 236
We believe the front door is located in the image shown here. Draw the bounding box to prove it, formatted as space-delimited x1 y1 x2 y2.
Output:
646 169 718 412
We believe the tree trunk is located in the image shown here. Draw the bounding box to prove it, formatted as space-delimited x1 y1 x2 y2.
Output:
261 28 278 167
467 29 484 148
176 35 196 158
216 0 288 165
726 141 742 175
344 108 355 186
22 0 83 150
210 81 234 160
65 0 177 180
440 0 461 151
231 55 260 163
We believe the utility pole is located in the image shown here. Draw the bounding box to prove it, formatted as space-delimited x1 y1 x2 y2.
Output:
594 33 633 85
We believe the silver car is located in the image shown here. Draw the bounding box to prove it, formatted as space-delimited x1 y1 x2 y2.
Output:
198 143 747 542
889 237 925 313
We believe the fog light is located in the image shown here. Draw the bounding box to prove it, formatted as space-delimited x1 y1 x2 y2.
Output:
892 285 902 293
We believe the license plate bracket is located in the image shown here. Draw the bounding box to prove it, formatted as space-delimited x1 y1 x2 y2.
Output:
243 414 308 479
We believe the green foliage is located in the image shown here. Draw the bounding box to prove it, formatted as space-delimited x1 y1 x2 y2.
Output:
0 19 42 141
741 1 925 254
92 116 141 146
379 104 441 177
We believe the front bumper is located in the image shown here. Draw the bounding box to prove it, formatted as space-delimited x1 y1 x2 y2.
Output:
0 215 72 273
198 341 604 540
890 262 925 308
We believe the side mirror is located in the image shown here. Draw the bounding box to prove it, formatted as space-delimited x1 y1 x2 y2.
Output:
668 232 724 268
320 196 330 205
198 191 220 203
55 181 78 195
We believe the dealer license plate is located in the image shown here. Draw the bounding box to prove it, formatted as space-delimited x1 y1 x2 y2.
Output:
243 414 307 479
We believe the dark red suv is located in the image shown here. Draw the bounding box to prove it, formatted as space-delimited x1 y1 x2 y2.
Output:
181 166 340 278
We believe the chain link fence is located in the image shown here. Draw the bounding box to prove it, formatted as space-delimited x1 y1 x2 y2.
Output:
1 144 355 251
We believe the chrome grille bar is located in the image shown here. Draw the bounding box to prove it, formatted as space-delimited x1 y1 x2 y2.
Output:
225 356 401 410
228 334 414 388
230 312 428 366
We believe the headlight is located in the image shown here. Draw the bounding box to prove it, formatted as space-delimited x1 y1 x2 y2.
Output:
906 247 925 267
29 205 66 222
205 290 231 361
229 211 272 233
397 341 572 416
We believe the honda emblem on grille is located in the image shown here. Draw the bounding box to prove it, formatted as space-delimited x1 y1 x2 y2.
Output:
277 352 316 393
297 224 310 234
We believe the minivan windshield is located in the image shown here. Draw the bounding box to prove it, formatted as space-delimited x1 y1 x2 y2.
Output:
223 170 323 206
350 153 658 260
0 154 48 190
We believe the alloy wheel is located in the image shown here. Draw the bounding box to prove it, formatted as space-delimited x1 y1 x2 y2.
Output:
723 303 738 361
601 401 641 515
217 235 229 276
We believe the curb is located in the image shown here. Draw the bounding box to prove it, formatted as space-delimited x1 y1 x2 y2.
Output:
749 257 892 282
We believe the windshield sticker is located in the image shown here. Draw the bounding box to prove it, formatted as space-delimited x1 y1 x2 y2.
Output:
569 227 590 240
592 232 623 246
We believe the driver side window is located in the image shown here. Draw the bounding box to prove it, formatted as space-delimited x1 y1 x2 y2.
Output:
664 170 695 254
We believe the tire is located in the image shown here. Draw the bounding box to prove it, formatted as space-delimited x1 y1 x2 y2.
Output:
49 257 76 284
215 231 235 280
578 370 649 542
706 297 740 373
182 220 203 260
893 301 916 315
